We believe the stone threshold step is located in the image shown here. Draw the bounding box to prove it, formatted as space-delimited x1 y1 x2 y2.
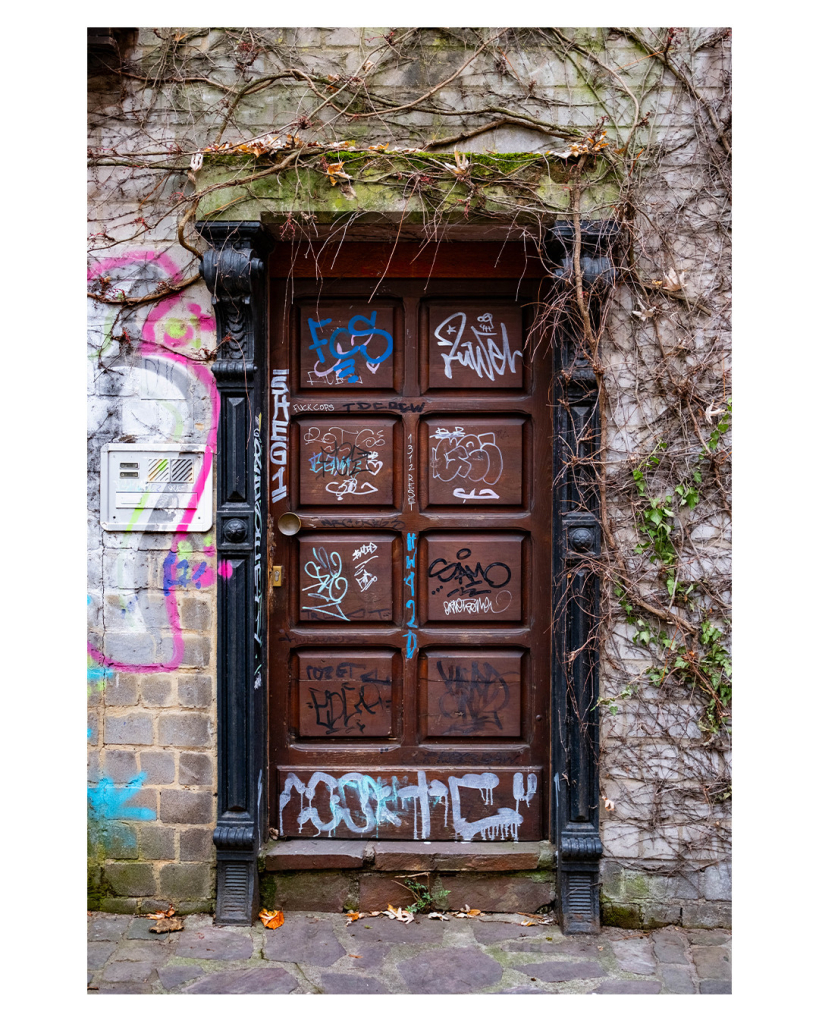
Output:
260 839 556 873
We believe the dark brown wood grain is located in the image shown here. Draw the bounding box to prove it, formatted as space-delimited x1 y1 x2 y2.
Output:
298 300 399 391
423 303 526 390
297 533 396 624
270 242 548 280
295 650 397 738
420 649 523 739
268 257 552 842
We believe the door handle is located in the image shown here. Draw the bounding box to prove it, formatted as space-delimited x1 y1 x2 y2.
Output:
277 512 302 536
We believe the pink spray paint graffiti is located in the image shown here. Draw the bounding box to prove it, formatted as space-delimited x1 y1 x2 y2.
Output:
87 252 220 674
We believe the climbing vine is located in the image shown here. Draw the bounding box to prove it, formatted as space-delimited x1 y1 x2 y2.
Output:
88 26 732 875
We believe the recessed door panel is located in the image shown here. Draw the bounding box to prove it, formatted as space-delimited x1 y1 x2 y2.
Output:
294 649 399 738
298 301 400 391
298 417 397 508
298 533 397 624
421 532 525 623
420 649 523 738
423 416 526 508
423 302 526 391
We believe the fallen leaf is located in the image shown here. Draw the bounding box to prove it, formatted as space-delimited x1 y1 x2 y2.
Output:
348 954 362 958
259 909 285 929
443 149 471 177
147 904 176 919
428 912 449 921
383 904 414 923
150 917 185 933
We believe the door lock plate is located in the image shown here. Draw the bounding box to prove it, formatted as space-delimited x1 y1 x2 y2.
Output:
271 566 283 587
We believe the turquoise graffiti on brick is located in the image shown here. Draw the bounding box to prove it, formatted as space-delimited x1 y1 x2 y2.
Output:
87 773 156 822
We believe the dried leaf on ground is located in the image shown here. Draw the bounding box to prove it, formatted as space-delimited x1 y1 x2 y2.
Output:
384 904 414 923
259 908 285 929
428 912 449 921
147 904 176 919
150 916 185 933
454 906 482 918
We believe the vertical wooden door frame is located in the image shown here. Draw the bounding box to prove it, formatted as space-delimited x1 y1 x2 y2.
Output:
199 220 618 931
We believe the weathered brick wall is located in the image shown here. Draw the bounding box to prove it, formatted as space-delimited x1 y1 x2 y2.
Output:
87 270 219 911
88 27 731 922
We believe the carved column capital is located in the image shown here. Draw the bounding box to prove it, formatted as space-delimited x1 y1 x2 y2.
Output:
198 221 268 380
550 220 619 297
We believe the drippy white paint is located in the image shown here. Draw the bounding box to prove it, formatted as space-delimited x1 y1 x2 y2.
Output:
278 769 537 841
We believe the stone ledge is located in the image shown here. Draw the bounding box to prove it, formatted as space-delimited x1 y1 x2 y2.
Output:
371 841 545 871
262 839 370 870
260 839 554 873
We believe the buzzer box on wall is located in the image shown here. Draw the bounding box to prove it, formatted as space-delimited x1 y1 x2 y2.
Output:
101 444 213 532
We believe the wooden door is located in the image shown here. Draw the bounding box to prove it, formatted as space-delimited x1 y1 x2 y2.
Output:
268 248 551 842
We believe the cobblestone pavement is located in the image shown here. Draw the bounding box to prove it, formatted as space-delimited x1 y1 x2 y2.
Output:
87 911 731 994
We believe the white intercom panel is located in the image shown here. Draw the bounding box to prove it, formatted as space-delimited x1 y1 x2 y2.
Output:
101 444 213 532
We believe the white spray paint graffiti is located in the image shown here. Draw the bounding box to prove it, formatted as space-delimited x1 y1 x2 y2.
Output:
301 547 349 620
270 369 289 502
278 770 537 841
253 418 263 689
407 433 416 511
434 312 523 381
353 543 379 592
431 425 503 502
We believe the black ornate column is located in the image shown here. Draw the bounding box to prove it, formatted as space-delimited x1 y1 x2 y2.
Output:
550 221 618 933
198 221 270 924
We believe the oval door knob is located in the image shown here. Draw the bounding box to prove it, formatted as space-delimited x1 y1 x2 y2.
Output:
277 512 302 536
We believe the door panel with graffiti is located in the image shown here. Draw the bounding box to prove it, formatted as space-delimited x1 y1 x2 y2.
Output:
269 266 551 842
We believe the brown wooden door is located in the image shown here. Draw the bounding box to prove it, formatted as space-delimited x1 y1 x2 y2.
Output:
268 246 551 842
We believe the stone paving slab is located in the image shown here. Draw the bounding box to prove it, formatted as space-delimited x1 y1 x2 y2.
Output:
87 911 731 995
